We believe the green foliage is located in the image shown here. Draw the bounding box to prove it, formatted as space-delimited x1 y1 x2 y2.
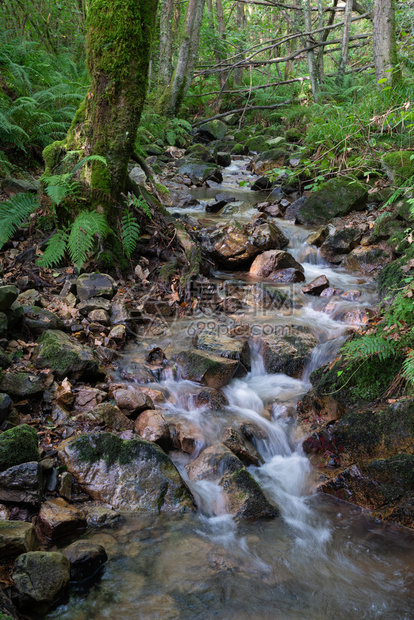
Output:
0 192 39 248
136 112 192 148
342 335 396 363
120 193 152 258
121 211 141 257
402 350 414 385
37 229 69 268
68 210 109 267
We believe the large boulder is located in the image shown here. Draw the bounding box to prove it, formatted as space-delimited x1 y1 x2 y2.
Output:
257 326 318 377
0 372 45 397
186 444 277 520
58 433 194 513
209 221 289 269
199 119 227 141
32 330 101 380
0 425 39 472
0 521 37 559
174 350 239 388
290 178 368 225
13 551 70 610
341 245 393 275
249 250 303 278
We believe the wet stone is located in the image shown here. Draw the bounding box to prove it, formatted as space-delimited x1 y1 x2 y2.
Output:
302 275 330 296
0 461 42 506
36 498 87 541
268 268 305 283
174 349 239 389
250 250 303 278
113 388 154 418
0 521 37 559
134 410 171 450
222 427 263 467
63 540 108 582
13 551 70 610
76 273 117 301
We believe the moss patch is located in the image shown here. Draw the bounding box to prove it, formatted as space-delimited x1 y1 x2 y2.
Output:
0 425 39 471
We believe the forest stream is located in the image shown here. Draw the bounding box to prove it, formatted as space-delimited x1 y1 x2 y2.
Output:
45 159 414 620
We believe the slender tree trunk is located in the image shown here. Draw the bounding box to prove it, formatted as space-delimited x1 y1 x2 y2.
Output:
215 0 228 88
43 0 159 210
316 0 325 86
304 0 319 99
372 0 400 85
234 1 245 85
337 0 353 84
158 0 174 87
158 0 206 114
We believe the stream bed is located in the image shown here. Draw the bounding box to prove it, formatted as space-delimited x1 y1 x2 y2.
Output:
47 159 414 619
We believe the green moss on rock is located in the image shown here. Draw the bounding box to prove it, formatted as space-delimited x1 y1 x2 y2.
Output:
382 151 414 185
0 425 39 471
297 177 368 225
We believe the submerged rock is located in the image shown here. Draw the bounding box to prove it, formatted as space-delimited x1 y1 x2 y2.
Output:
186 444 277 520
63 540 108 582
257 326 318 377
58 433 194 513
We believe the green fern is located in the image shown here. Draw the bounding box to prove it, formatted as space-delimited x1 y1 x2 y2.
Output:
121 210 141 257
131 194 152 219
342 334 396 363
0 192 38 248
402 350 414 385
37 229 69 268
68 210 109 268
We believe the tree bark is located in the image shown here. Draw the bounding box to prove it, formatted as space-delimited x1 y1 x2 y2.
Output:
158 0 175 87
337 0 353 84
234 1 245 85
43 0 159 212
158 0 206 114
304 0 319 100
372 0 400 85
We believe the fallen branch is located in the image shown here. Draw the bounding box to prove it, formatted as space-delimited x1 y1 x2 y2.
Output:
193 100 291 126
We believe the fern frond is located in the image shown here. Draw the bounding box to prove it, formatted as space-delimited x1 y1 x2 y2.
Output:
37 229 69 268
68 210 109 267
66 154 107 180
402 350 414 385
45 183 69 206
121 211 140 257
131 194 152 219
0 192 38 248
342 334 396 363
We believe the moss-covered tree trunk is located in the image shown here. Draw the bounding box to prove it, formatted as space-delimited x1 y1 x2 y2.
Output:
44 0 159 208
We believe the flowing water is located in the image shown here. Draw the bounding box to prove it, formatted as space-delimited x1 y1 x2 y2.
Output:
48 159 414 620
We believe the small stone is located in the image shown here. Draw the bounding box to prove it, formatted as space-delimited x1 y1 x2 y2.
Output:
340 289 362 301
62 540 108 582
73 387 106 412
113 389 153 418
59 472 72 501
76 273 116 301
134 410 171 449
88 309 110 325
36 498 86 541
302 275 330 296
0 393 12 422
23 305 63 334
0 521 37 559
268 268 305 283
77 297 111 315
82 504 120 528
0 286 18 312
250 250 303 278
306 227 329 247
108 325 126 340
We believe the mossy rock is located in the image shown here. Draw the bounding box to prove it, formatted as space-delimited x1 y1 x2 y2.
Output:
174 349 239 389
58 432 195 513
199 119 228 141
296 177 368 225
32 330 101 380
285 128 302 142
184 143 215 163
13 551 70 610
245 135 271 153
0 287 18 313
0 372 45 397
231 143 246 155
0 425 39 472
256 148 288 163
394 198 414 223
144 144 163 156
382 151 414 185
0 314 7 339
